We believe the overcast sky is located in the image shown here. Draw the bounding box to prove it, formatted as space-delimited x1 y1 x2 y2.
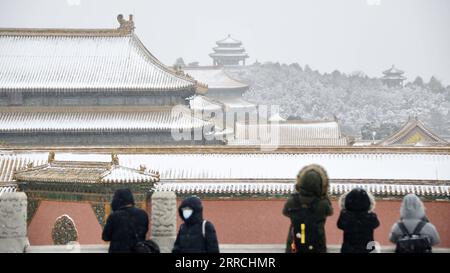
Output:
1 0 449 84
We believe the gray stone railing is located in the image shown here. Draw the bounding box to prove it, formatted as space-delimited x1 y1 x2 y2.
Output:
0 192 29 253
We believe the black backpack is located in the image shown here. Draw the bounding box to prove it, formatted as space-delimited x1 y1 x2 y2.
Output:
395 221 431 253
287 197 320 253
125 209 160 253
133 239 160 254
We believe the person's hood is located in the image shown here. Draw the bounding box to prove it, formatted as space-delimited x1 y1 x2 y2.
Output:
178 196 203 225
296 164 329 198
400 193 426 220
111 188 135 211
339 188 375 212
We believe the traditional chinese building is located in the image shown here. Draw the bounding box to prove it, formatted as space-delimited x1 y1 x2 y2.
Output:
0 15 214 146
381 65 406 87
1 16 449 251
229 118 351 146
184 66 256 137
11 152 159 245
378 117 449 146
209 35 249 66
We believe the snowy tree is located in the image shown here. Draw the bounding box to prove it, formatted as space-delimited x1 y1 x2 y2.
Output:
174 57 186 68
52 215 78 245
413 76 424 86
428 76 443 91
226 62 450 138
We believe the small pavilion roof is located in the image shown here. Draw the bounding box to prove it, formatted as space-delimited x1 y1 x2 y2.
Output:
13 153 160 184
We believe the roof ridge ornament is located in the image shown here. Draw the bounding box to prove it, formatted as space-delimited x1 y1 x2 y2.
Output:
111 153 119 165
48 152 55 163
117 14 135 34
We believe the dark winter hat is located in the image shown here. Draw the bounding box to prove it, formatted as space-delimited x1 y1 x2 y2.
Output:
111 188 135 211
344 188 371 212
296 164 329 197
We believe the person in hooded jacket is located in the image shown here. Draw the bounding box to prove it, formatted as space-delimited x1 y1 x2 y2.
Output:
282 164 334 253
389 193 440 251
172 196 220 253
102 188 149 253
337 188 380 253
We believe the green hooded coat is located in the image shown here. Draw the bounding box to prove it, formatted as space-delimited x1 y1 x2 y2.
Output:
282 164 334 253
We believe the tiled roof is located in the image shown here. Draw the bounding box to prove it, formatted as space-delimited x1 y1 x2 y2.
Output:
220 98 257 111
184 67 249 90
13 159 159 184
2 152 450 182
216 35 242 45
381 75 407 80
378 117 449 146
155 182 450 197
0 107 212 133
0 28 197 92
383 65 405 75
228 138 348 146
230 121 348 146
189 96 223 112
212 47 246 52
209 52 249 58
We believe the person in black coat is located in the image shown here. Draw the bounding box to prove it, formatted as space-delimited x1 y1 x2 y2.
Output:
337 188 380 253
102 188 149 253
172 196 220 253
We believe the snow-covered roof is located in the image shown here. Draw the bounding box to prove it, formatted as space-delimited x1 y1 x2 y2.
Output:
383 65 405 75
268 113 286 122
378 117 449 146
0 106 212 133
381 75 407 80
2 151 450 182
212 46 246 52
155 182 450 198
0 25 197 92
184 67 249 90
216 35 242 46
189 96 223 112
209 52 249 58
228 138 348 146
230 121 348 146
220 98 257 111
13 158 159 184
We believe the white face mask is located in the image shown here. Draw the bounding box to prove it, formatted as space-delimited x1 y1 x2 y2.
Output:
182 208 193 220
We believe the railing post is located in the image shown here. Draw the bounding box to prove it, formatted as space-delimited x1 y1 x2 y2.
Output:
151 191 177 253
0 192 29 253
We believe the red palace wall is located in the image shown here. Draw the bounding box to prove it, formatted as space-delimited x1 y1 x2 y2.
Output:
28 198 450 248
176 199 450 248
28 200 105 245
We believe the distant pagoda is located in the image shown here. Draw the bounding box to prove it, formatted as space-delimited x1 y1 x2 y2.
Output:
209 34 249 66
381 65 406 87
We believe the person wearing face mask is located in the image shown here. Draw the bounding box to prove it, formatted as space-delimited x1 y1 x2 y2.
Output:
172 196 220 253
